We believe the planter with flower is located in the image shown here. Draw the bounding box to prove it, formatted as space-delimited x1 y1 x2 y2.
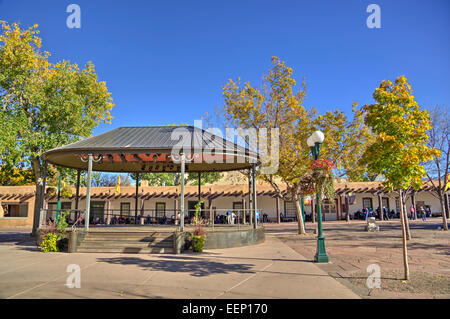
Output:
38 210 71 252
189 200 206 252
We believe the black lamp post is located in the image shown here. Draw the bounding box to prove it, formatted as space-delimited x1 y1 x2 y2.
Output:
307 131 330 263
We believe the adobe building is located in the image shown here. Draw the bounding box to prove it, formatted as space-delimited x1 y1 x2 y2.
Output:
1 181 449 229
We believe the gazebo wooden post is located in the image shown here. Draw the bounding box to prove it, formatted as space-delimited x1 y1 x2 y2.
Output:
85 154 93 232
135 173 139 224
198 172 201 202
198 172 201 218
208 196 213 229
75 169 81 221
252 164 257 229
180 153 185 232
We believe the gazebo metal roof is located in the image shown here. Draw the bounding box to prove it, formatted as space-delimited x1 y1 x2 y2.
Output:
42 126 259 173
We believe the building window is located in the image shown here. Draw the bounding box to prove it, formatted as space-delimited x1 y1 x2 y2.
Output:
362 197 373 210
61 202 71 211
395 198 400 213
120 202 131 216
156 202 166 218
1 203 28 218
322 199 336 215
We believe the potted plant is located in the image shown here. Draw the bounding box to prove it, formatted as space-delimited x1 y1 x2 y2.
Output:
189 200 206 252
39 210 70 252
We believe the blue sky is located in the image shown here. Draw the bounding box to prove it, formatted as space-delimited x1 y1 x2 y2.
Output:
1 0 449 136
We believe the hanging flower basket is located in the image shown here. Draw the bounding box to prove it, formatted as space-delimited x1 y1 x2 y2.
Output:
308 158 336 201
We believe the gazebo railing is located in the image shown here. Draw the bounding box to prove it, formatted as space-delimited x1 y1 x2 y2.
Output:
39 208 265 229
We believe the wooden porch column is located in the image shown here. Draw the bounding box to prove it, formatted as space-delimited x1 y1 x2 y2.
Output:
276 196 281 224
445 193 449 219
248 170 253 225
208 197 213 225
174 191 179 225
242 191 246 224
345 194 350 222
311 196 316 223
378 193 383 220
336 196 341 220
106 201 111 225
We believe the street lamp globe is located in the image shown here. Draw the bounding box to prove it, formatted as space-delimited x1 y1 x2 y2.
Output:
311 130 325 144
307 136 315 147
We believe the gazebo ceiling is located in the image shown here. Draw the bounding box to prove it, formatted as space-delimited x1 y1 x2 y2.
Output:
42 126 259 173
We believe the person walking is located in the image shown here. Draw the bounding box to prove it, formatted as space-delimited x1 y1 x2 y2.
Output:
226 210 232 224
421 207 427 221
410 205 415 220
362 206 369 221
383 206 389 220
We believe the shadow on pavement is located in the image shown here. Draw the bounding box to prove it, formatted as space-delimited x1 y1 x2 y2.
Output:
97 255 255 277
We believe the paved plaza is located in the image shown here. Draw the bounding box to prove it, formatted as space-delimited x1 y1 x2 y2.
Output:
0 228 358 299
1 219 448 299
266 219 450 298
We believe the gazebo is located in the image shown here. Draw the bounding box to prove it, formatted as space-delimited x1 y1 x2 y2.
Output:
41 126 260 232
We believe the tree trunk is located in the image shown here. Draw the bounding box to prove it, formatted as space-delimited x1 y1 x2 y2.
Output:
402 201 412 240
293 191 306 235
31 157 44 236
399 189 410 280
438 193 448 231
276 196 281 224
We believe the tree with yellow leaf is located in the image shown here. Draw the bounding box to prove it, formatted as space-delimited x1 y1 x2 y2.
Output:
219 56 370 234
0 22 115 234
361 75 439 280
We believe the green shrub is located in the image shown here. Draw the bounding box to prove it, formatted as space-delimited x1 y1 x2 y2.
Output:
57 210 70 233
191 234 205 252
41 233 59 252
189 224 206 252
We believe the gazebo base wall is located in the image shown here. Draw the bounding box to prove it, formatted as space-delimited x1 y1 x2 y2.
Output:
67 226 265 254
203 227 265 250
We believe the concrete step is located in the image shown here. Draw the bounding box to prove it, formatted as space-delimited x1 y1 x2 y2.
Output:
76 231 176 254
78 240 173 248
76 246 174 254
85 232 174 237
84 236 173 242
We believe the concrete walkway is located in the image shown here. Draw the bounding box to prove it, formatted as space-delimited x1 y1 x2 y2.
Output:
0 230 359 299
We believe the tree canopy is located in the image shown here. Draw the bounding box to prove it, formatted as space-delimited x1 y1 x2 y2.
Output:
219 56 370 233
0 21 115 233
